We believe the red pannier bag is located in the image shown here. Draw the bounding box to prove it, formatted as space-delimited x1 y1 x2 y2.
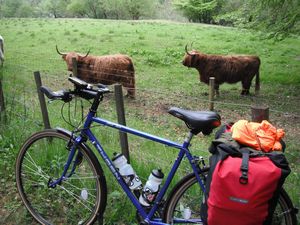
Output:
200 130 290 225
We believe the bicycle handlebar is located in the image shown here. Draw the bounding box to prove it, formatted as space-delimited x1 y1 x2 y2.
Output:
40 76 110 102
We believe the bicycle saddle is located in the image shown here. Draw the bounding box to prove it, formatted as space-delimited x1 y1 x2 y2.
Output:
168 107 221 135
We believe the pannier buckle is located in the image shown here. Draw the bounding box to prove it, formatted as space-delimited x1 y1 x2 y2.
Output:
239 171 248 184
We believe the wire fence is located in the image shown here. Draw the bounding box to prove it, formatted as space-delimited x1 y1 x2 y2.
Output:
1 55 300 133
1 56 299 148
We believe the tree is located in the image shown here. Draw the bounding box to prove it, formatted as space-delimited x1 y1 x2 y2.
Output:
1 0 23 17
253 0 300 39
67 0 86 17
43 0 69 18
173 0 224 23
125 0 156 20
83 0 107 19
102 0 126 19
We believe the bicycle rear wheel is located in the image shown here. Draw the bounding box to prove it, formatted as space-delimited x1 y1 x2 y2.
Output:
163 170 209 224
16 129 107 225
272 188 298 225
164 170 297 225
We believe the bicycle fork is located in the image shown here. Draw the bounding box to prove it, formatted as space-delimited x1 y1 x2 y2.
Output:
47 134 84 188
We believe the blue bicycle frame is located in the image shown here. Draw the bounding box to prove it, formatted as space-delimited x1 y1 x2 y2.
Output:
50 108 207 225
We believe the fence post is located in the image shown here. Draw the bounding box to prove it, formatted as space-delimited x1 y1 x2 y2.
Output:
34 71 51 129
0 71 6 122
0 72 5 113
209 77 215 111
251 105 269 122
72 57 78 77
114 84 130 162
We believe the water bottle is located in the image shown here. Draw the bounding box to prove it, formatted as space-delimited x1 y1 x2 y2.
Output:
112 153 142 190
139 169 164 206
183 207 191 219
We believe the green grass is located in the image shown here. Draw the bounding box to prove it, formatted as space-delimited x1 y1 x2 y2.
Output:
0 18 299 224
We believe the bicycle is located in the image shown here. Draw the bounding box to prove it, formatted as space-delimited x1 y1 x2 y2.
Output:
15 76 298 225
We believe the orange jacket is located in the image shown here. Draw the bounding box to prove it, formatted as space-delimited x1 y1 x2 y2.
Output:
230 120 285 152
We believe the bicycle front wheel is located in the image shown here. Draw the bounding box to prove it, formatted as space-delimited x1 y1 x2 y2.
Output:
16 129 107 225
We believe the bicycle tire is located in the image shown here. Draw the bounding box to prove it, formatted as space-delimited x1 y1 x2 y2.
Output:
163 169 209 224
272 188 298 225
163 170 297 225
16 129 107 225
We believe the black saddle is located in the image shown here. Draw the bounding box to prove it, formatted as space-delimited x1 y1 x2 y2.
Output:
168 107 221 135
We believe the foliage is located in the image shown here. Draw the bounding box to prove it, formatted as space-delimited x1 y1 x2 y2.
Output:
214 0 300 39
173 0 223 23
213 0 251 26
253 0 300 39
0 0 159 19
43 0 70 18
173 0 299 39
0 0 298 39
125 0 156 20
66 0 86 17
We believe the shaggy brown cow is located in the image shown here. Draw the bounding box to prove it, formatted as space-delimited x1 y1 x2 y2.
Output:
182 45 260 96
56 46 136 97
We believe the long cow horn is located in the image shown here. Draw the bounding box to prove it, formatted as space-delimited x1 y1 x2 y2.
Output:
82 49 90 58
56 45 66 56
185 44 192 56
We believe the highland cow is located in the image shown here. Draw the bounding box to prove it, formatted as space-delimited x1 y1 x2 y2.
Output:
56 46 136 97
182 45 260 96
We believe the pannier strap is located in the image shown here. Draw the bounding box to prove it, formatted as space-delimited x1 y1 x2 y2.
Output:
239 149 250 184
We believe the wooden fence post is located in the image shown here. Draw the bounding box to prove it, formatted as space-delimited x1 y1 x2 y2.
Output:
209 77 215 111
72 57 78 77
0 71 6 122
34 71 51 129
114 84 130 162
0 75 5 113
251 105 269 122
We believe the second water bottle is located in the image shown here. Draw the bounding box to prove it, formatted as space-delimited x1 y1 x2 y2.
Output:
139 169 164 206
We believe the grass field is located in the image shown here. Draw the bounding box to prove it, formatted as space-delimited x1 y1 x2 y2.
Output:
0 18 299 224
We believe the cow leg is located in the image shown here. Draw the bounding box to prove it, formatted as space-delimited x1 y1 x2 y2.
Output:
214 84 220 97
241 89 250 95
126 88 135 98
241 79 251 95
124 77 135 98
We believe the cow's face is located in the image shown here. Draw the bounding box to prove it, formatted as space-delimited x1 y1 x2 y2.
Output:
63 52 80 71
56 46 90 71
182 50 199 68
